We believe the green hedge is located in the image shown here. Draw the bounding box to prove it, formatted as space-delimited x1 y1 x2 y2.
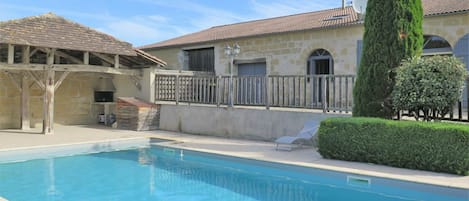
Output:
317 117 469 175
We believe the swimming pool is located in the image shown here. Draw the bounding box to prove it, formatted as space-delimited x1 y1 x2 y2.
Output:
0 145 467 201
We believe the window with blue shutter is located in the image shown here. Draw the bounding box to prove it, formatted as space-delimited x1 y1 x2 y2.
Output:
356 40 363 72
454 34 469 108
454 34 469 70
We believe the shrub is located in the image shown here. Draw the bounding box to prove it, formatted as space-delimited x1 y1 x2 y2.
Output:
393 56 467 121
317 117 469 175
353 0 423 118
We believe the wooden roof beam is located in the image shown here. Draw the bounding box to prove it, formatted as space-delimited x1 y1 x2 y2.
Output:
0 63 141 76
54 50 83 64
54 71 70 90
91 52 128 68
4 71 22 91
27 71 45 90
29 48 39 58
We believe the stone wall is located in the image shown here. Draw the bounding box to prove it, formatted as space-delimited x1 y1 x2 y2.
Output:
0 72 142 129
159 104 350 141
146 13 469 76
423 14 469 47
0 73 20 128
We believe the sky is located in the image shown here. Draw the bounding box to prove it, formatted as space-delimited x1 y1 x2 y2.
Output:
0 0 343 47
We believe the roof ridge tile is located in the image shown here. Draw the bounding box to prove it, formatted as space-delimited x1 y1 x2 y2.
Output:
139 0 468 50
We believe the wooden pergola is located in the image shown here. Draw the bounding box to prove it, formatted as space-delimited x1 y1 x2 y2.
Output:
0 13 166 134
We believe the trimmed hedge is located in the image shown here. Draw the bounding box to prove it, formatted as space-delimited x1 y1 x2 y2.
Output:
317 117 469 175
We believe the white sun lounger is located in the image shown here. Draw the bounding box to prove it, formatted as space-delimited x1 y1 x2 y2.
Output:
275 120 320 151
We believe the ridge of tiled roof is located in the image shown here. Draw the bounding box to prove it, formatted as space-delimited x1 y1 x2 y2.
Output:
140 0 469 50
0 12 136 56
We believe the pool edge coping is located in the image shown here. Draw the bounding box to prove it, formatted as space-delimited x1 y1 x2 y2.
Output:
0 137 147 153
152 139 469 190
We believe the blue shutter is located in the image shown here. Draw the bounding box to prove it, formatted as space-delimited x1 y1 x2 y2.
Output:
356 40 363 72
454 34 469 70
238 63 266 76
454 34 469 107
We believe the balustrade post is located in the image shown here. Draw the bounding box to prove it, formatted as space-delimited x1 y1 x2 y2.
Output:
310 75 314 109
154 75 159 101
175 75 180 105
216 75 221 108
265 75 270 110
322 76 327 113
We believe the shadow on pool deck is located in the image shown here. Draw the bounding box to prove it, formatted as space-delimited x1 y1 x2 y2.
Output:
0 124 467 190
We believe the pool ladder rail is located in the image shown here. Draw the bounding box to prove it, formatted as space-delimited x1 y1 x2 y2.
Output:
163 148 185 160
347 175 371 188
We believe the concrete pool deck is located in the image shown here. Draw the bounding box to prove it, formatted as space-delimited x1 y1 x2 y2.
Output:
0 125 468 190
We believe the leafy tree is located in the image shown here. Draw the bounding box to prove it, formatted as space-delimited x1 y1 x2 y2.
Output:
353 0 423 118
393 56 467 121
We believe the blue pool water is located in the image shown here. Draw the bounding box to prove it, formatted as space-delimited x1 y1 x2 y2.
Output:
0 146 467 201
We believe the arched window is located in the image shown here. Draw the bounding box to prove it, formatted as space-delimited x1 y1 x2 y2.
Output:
423 35 452 56
307 49 334 76
306 49 333 105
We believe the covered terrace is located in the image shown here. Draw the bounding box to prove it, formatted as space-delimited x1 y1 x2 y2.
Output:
0 13 166 134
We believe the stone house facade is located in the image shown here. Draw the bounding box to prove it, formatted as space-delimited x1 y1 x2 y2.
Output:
141 0 469 78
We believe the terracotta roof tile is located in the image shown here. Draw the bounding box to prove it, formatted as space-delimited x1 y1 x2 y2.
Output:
423 0 469 16
140 0 469 49
0 13 136 56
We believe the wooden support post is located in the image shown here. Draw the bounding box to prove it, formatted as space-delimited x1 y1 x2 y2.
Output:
43 48 55 135
114 54 119 69
7 44 14 64
22 46 30 64
83 52 89 65
21 73 30 130
46 48 55 65
21 46 31 130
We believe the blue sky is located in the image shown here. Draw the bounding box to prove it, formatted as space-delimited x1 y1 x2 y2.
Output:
0 0 342 47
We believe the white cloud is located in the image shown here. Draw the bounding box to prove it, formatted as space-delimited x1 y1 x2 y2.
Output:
0 0 343 46
0 2 173 46
98 20 160 45
249 0 340 19
97 15 193 46
137 0 246 29
147 15 168 23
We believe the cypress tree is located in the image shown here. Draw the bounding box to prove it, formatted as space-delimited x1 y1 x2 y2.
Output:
352 0 423 118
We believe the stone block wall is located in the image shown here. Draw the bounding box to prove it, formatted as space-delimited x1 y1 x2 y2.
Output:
116 97 160 131
0 72 115 129
159 104 350 141
0 73 20 128
146 13 469 77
